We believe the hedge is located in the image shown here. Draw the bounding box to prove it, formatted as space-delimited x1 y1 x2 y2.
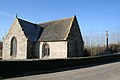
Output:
0 53 120 77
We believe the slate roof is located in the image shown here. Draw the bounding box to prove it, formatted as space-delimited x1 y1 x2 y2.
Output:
38 16 74 41
16 16 77 42
17 18 43 42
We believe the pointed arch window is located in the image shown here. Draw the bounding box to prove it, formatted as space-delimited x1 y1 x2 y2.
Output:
10 37 17 57
42 43 50 58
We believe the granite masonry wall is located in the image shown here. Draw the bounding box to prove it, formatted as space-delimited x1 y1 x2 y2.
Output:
39 41 68 59
2 18 28 59
67 18 84 57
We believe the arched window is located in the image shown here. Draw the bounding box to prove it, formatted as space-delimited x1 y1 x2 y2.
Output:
42 43 50 58
10 37 17 57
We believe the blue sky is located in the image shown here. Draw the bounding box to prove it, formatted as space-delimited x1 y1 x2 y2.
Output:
0 0 120 44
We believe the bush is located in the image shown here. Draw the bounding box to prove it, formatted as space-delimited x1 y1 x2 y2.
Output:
109 44 120 53
84 43 120 56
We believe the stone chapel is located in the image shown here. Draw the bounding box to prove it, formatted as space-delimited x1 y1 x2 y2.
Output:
2 16 84 59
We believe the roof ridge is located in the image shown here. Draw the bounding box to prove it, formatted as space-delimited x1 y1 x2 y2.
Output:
17 17 37 26
38 16 75 25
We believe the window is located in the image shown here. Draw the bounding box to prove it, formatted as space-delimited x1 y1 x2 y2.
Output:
10 37 17 57
42 43 50 58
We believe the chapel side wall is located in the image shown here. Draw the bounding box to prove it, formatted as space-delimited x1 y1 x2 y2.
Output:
68 18 84 57
2 18 28 60
34 42 40 58
67 40 76 57
27 41 34 59
27 41 39 59
40 41 68 59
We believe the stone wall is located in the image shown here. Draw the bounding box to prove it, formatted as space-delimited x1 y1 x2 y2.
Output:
27 41 39 59
67 17 84 57
67 40 76 57
40 41 68 59
27 41 35 59
34 42 40 58
2 18 28 59
1 54 120 77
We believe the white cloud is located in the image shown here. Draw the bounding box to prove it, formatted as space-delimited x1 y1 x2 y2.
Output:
0 10 14 18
